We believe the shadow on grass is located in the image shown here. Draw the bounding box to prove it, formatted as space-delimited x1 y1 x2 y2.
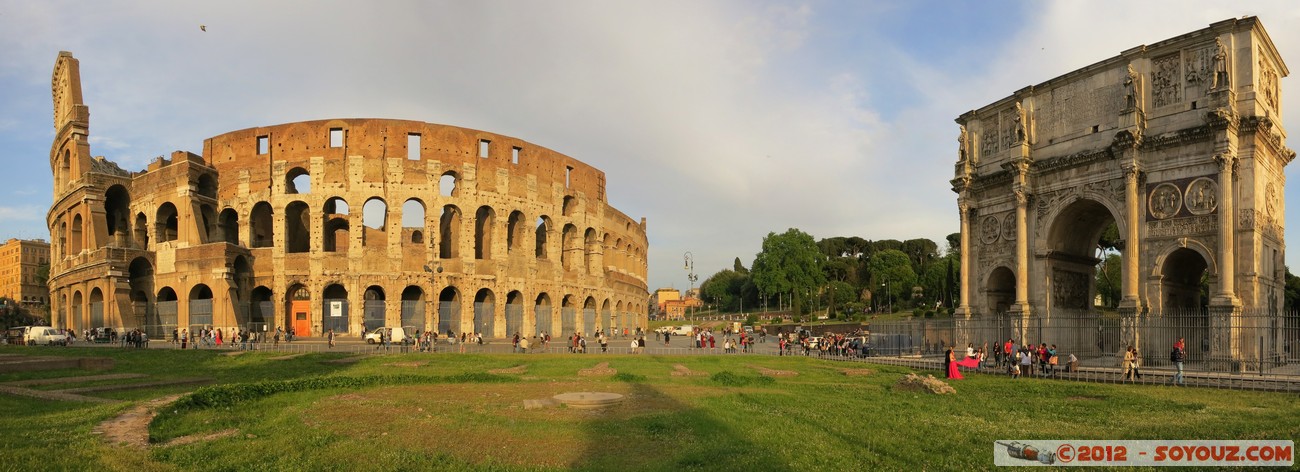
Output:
572 380 794 472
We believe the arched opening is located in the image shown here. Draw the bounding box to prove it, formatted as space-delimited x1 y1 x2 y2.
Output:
60 150 70 189
134 213 149 249
582 296 597 336
615 300 626 334
250 202 274 247
986 267 1016 315
534 293 553 336
104 185 130 247
156 287 177 336
70 213 84 254
584 228 598 274
440 172 458 197
438 287 461 336
323 197 350 253
285 201 310 253
439 205 461 259
285 167 311 194
561 224 579 271
128 257 154 332
1045 199 1120 312
474 288 496 337
561 295 577 336
89 287 105 328
562 195 576 216
401 286 424 328
535 216 551 259
475 206 495 259
362 285 386 332
71 291 83 331
402 199 426 246
188 284 213 329
1161 248 1209 312
250 286 273 330
288 284 313 336
363 197 388 248
219 208 239 244
506 211 525 255
600 299 612 335
196 174 218 199
506 291 524 336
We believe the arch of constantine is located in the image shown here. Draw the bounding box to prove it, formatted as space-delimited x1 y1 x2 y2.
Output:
46 52 649 339
952 18 1292 363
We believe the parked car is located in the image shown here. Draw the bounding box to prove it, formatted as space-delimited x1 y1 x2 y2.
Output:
364 326 415 345
4 327 30 345
26 327 69 346
671 325 696 336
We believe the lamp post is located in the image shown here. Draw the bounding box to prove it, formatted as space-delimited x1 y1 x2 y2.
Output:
881 278 891 315
684 252 697 321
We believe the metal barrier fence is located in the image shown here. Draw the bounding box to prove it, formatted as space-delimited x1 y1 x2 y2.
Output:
863 309 1300 377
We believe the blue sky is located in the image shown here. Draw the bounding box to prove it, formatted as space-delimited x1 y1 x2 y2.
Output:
2 1 1300 293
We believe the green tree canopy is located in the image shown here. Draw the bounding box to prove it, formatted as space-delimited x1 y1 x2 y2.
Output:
752 229 827 312
867 249 917 311
733 257 748 273
1095 253 1122 308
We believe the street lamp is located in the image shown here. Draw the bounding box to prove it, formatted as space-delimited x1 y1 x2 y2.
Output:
881 278 891 315
684 252 697 321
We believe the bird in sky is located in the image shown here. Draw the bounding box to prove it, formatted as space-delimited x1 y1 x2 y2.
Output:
200 25 206 32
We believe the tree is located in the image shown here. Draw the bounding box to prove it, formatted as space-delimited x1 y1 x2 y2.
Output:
733 257 748 273
900 238 939 275
867 249 917 312
945 232 961 258
1284 268 1300 312
1095 253 1122 308
700 269 749 312
918 257 949 306
752 229 827 315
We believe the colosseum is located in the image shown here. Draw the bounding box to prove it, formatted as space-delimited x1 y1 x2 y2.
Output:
45 52 649 340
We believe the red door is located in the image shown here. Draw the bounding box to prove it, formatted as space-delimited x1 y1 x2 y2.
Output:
291 300 311 336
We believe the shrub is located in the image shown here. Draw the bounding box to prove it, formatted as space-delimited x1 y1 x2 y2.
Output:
612 372 646 382
710 371 775 387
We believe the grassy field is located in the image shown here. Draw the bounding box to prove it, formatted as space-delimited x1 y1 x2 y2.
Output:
0 345 1296 471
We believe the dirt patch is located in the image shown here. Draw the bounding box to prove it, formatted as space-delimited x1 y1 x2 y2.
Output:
578 362 616 376
748 365 798 377
489 365 527 375
94 394 187 449
670 364 708 377
220 351 247 357
160 428 239 447
384 361 427 368
269 353 307 361
841 368 875 376
894 373 955 395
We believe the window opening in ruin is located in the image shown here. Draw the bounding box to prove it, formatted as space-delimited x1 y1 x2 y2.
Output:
1191 101 1197 110
199 205 218 244
583 228 597 275
562 196 575 216
440 173 457 197
535 217 549 259
156 203 179 243
511 147 520 165
506 211 524 254
402 199 425 246
286 168 311 194
329 128 343 148
70 214 84 254
408 133 421 160
257 136 269 155
439 205 460 259
250 202 274 248
219 208 239 244
105 185 130 244
134 213 148 249
285 201 311 253
565 166 573 188
474 206 495 260
479 139 490 158
362 198 388 247
196 174 218 199
561 224 578 270
1092 125 1099 133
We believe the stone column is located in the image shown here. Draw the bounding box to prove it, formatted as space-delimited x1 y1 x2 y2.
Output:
1120 162 1141 309
1212 152 1237 304
956 198 972 316
1013 188 1030 312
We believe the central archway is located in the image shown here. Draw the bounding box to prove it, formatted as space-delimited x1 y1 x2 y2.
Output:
1045 198 1121 312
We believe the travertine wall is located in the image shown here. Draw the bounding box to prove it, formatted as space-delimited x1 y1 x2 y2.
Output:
46 52 649 338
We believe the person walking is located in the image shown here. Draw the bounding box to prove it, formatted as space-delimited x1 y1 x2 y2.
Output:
1170 339 1186 386
327 329 336 349
1123 346 1137 381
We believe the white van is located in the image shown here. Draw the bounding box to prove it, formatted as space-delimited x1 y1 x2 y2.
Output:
364 326 415 345
671 325 696 336
25 327 69 346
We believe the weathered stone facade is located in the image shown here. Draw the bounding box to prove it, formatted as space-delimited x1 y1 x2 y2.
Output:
952 18 1292 357
46 52 649 339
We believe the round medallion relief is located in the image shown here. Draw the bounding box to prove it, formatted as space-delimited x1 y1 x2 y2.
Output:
1183 177 1218 216
1000 213 1016 241
1148 182 1183 220
980 215 1000 244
